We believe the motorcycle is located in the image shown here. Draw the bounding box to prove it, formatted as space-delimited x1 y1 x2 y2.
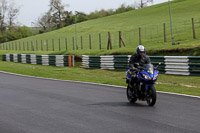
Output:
126 63 160 106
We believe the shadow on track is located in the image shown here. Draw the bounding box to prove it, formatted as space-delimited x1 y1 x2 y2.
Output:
88 102 152 107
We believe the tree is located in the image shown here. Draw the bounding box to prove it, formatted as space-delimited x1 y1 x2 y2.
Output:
0 26 30 43
7 1 20 28
0 0 20 33
88 10 101 20
75 11 88 23
49 0 68 28
137 0 153 9
63 11 73 26
115 3 135 14
6 26 30 41
36 0 70 31
0 0 8 33
37 11 53 31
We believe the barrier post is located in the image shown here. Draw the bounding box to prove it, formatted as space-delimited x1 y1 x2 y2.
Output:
68 54 72 67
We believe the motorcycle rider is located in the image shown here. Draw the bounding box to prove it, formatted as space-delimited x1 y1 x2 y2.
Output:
127 45 151 83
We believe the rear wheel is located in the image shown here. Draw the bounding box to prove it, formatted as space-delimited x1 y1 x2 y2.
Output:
146 86 157 106
127 85 137 103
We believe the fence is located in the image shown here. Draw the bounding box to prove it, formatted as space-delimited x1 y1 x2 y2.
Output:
2 54 75 67
0 18 200 52
82 55 200 76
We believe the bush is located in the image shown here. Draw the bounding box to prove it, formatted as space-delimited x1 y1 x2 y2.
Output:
88 4 135 20
0 26 31 43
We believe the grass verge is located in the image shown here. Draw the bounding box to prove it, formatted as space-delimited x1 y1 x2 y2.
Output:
0 61 200 96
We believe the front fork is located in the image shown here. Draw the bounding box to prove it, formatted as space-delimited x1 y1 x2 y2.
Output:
145 84 154 92
145 84 154 99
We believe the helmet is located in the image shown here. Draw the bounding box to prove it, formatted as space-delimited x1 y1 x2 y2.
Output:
136 45 146 55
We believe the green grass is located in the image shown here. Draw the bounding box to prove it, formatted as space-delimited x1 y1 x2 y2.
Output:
0 61 200 96
158 74 200 87
156 84 200 96
1 0 200 56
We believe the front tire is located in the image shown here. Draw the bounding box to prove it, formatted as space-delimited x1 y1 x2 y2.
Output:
146 86 157 106
127 85 137 103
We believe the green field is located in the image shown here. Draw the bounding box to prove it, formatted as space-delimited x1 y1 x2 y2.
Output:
1 0 200 56
0 61 200 96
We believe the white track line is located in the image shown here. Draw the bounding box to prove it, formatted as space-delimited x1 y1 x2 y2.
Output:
0 71 200 99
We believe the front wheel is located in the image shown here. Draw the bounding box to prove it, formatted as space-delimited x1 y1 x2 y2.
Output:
146 86 157 106
127 85 137 103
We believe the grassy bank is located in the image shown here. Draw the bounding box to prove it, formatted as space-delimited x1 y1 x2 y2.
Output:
0 61 200 96
1 0 200 56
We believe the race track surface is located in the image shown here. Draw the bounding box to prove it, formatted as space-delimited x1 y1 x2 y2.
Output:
0 72 199 133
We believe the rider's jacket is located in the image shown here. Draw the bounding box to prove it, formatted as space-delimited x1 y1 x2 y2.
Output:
129 54 151 68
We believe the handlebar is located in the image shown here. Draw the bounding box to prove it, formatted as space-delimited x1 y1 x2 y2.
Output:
129 66 144 72
130 63 162 71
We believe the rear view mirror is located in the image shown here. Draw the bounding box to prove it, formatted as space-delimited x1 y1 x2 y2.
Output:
155 62 162 69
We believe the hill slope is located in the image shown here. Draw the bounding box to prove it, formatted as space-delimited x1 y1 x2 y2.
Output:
1 0 200 56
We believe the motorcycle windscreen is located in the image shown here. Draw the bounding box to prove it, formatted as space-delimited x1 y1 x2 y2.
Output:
143 64 154 75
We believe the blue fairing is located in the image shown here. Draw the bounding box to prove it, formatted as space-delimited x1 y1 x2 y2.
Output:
138 69 159 91
126 71 131 80
126 64 159 84
138 70 159 82
138 64 159 83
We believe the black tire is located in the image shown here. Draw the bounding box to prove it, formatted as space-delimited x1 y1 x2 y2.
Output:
126 85 137 103
146 86 157 106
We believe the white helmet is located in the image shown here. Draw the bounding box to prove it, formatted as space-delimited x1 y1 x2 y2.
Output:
136 45 146 54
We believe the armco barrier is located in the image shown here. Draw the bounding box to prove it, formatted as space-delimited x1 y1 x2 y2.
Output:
2 54 74 67
82 55 200 76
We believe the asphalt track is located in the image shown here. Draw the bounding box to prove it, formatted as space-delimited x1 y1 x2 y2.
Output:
0 72 199 133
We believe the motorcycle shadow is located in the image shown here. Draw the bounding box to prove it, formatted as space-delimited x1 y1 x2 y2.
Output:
89 102 151 108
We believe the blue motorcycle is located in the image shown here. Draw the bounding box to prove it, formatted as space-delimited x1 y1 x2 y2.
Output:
126 63 160 106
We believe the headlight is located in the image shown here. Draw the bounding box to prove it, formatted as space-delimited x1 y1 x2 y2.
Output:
153 74 158 80
143 74 151 80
